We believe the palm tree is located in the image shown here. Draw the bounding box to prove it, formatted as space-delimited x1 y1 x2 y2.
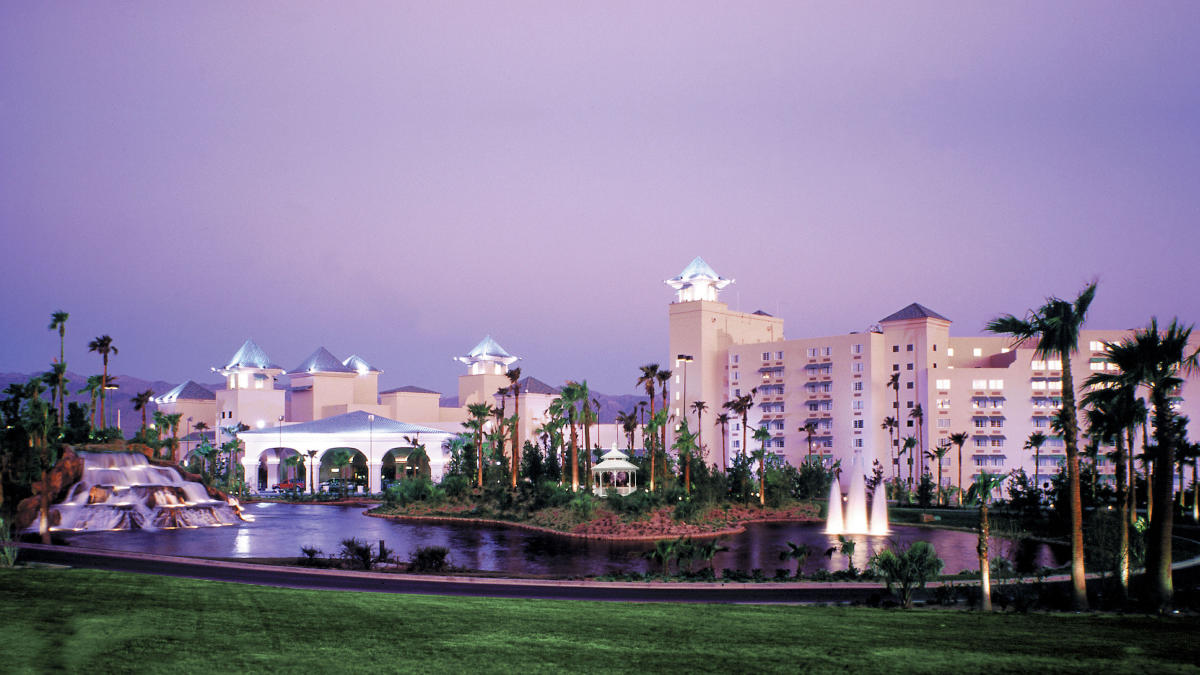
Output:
1087 318 1197 610
948 431 969 506
780 542 813 578
1024 431 1048 494
1081 388 1135 599
132 389 155 432
79 375 103 430
637 365 661 491
800 421 817 462
616 410 638 452
48 311 68 421
165 412 183 463
655 368 672 484
753 424 771 506
193 421 210 471
723 389 757 461
887 371 901 428
578 381 594 488
966 471 1006 611
506 367 522 488
926 442 951 505
558 381 585 491
690 400 708 456
87 335 117 430
672 420 698 494
715 412 731 470
465 402 494 489
986 282 1096 611
41 363 69 427
323 448 358 497
900 436 917 489
910 403 925 476
881 416 899 478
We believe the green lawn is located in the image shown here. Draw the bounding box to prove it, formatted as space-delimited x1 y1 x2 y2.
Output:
1 568 1197 674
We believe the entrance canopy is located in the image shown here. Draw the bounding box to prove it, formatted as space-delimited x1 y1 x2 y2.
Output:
238 410 454 493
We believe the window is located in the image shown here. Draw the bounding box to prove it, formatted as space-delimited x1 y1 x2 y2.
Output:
937 418 952 429
975 419 988 429
852 344 863 354
853 438 864 448
821 346 832 357
947 347 955 356
808 402 819 412
936 399 950 410
776 351 784 360
852 362 864 373
733 440 740 449
935 379 950 390
853 419 864 429
1033 418 1048 428
1048 359 1062 370
975 437 988 448
731 354 739 364
906 382 914 389
988 379 1004 390
991 398 1005 409
1031 380 1047 390
852 400 864 410
822 439 833 448
906 401 914 409
893 364 900 371
906 344 914 352
972 379 987 389
1048 381 1063 391
907 420 914 427
1090 362 1105 371
762 352 770 361
1030 359 1046 370
990 419 1004 428
906 363 914 371
732 371 739 382
1089 340 1105 351
973 347 982 357
990 439 1004 448
807 347 817 358
932 344 938 352
854 381 864 392
892 345 900 353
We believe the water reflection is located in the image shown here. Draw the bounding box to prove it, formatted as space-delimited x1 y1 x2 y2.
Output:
60 504 1067 577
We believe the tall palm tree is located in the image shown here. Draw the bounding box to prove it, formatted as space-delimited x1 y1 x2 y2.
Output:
637 364 661 491
506 367 522 488
132 389 155 432
926 442 951 505
87 335 117 430
1087 318 1197 610
165 412 183 463
715 412 731 470
466 402 495 489
558 381 585 491
690 400 708 457
672 420 698 494
966 471 1006 611
887 371 901 432
48 311 68 421
1081 389 1135 599
616 410 638 452
948 431 969 506
910 403 925 476
881 416 899 478
753 424 772 506
1024 431 1047 494
723 389 757 462
800 421 817 462
986 281 1096 611
578 381 594 488
656 368 672 486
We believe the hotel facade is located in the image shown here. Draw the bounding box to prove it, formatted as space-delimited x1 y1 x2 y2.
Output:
667 257 1199 492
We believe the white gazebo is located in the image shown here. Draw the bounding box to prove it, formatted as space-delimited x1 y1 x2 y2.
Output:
591 446 639 497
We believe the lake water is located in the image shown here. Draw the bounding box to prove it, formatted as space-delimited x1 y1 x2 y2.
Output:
60 502 1067 577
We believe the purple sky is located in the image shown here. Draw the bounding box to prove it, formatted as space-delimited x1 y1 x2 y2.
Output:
2 2 1198 396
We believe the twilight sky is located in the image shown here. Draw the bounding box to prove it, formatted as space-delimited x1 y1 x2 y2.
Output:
2 2 1198 396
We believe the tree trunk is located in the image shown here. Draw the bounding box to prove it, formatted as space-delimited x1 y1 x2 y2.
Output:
1059 351 1088 611
511 389 520 489
1145 389 1174 611
569 417 579 492
39 470 51 545
647 391 656 492
979 502 992 611
1115 433 1130 600
957 445 964 507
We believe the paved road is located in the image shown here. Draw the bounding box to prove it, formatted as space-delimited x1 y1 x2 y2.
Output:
17 543 885 604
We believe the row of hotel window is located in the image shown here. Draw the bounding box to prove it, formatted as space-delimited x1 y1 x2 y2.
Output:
735 351 1110 371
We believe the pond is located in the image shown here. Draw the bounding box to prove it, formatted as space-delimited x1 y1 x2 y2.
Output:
60 502 1068 577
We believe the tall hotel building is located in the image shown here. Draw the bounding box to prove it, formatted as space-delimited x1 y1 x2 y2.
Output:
667 257 1199 491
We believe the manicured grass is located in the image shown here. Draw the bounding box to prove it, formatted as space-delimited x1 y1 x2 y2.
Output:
2 568 1197 674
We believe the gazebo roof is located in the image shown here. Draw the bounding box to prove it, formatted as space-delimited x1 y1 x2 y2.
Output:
592 458 639 472
600 447 630 461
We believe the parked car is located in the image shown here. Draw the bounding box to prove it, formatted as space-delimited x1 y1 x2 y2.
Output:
276 479 305 491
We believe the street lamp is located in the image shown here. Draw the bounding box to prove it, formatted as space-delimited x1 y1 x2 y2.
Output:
278 415 285 484
368 414 375 494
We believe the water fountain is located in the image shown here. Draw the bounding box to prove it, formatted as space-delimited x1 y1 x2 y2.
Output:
825 454 888 536
40 451 245 532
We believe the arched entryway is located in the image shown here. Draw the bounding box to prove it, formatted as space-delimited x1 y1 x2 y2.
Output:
381 446 431 485
254 447 303 490
319 447 367 494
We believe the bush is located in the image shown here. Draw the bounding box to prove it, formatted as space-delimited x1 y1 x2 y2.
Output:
440 475 470 499
569 492 596 520
0 518 18 567
299 545 322 565
385 477 444 507
868 541 944 609
608 488 658 517
409 545 450 573
673 496 702 522
339 538 374 570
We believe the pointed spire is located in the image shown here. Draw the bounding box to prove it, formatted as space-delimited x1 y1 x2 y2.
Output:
665 256 733 302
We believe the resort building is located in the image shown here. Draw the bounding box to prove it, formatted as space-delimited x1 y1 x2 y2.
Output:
666 256 1200 493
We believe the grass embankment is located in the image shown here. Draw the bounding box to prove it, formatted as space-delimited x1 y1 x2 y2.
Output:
371 499 820 540
2 568 1197 673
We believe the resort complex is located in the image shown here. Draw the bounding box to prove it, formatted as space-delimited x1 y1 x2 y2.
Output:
144 256 1200 498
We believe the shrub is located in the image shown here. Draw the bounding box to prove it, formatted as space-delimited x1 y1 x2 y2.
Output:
440 475 470 499
0 518 17 567
339 538 374 570
868 541 944 609
673 496 702 522
385 477 444 507
409 545 450 573
299 545 322 565
569 492 596 520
